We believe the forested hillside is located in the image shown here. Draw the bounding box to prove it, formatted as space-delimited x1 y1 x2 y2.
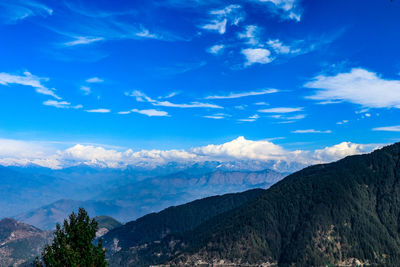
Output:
109 142 400 266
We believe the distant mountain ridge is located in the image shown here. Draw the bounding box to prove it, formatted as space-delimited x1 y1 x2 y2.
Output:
104 142 400 266
13 168 285 229
13 199 124 231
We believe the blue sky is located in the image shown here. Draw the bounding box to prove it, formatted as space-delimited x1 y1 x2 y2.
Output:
0 0 400 168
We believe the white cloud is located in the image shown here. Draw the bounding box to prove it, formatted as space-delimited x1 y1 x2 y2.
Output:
85 108 110 113
202 19 227 34
125 90 222 109
135 27 160 39
86 77 104 83
125 90 156 102
206 88 278 99
269 113 305 123
312 142 373 162
257 0 301 21
192 136 285 161
292 129 332 134
242 48 273 66
0 137 381 170
337 120 349 125
238 25 259 45
258 107 303 113
285 114 306 120
0 71 60 99
80 86 91 95
373 125 400 132
208 44 225 54
267 39 295 54
201 4 243 34
117 111 131 115
43 100 71 108
305 68 400 108
203 115 225 119
131 109 169 117
238 114 259 122
43 100 82 109
153 101 223 109
0 138 60 169
162 92 179 99
54 3 180 46
0 0 53 24
64 36 105 46
234 105 247 110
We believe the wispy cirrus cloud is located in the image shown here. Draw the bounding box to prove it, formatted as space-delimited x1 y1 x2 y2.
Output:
201 4 244 34
270 114 306 124
292 129 332 134
86 77 104 83
85 108 110 113
203 115 225 119
267 39 301 55
160 92 179 99
47 2 184 48
80 86 91 95
206 88 278 99
126 90 222 109
203 113 230 120
305 68 400 109
43 100 82 109
207 44 225 55
131 109 170 117
0 71 60 99
125 90 156 102
238 114 259 122
118 109 170 117
373 125 400 132
258 107 303 113
64 36 105 46
256 0 302 21
153 101 223 109
337 120 349 125
0 0 53 24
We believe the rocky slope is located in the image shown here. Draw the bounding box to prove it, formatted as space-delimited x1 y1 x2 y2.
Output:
0 218 52 267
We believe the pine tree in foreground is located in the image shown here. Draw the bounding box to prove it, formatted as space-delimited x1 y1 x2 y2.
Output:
34 208 107 267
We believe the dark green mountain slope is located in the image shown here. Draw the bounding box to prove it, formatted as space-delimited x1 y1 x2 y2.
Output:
115 143 400 266
95 216 122 238
95 216 122 231
103 189 264 259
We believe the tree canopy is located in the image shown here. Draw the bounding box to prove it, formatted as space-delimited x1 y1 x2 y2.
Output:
35 208 107 267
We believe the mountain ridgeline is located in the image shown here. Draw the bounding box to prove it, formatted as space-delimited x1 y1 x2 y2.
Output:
102 189 265 255
14 168 284 230
105 142 400 266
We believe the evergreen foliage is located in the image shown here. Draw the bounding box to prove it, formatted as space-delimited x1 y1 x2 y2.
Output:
103 189 264 250
34 208 107 267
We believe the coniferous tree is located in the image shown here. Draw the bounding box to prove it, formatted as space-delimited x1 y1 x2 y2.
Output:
34 208 107 267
